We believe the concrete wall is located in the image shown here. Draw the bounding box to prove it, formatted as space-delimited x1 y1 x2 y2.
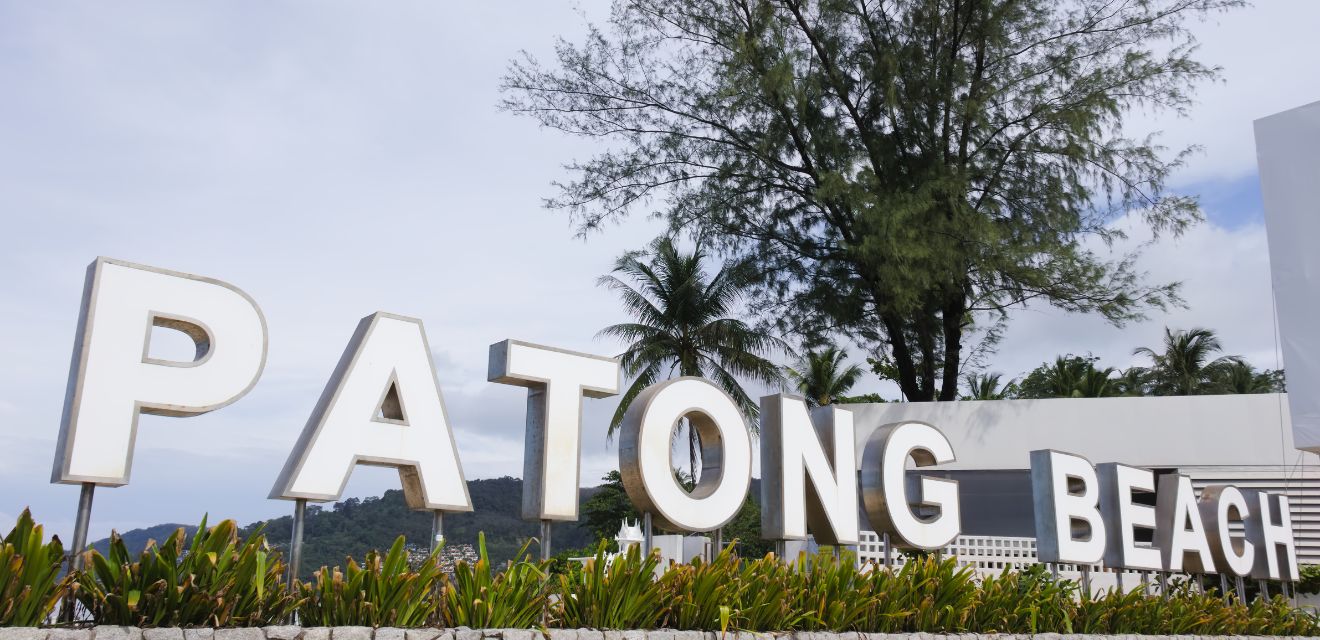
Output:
842 394 1314 470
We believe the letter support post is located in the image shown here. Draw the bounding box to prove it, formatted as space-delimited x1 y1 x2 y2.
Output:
61 482 95 622
287 498 306 589
431 511 445 554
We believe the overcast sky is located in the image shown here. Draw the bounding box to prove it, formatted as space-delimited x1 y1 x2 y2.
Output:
2 2 1318 543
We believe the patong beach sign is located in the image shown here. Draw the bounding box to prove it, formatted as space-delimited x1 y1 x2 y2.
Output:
52 257 1301 583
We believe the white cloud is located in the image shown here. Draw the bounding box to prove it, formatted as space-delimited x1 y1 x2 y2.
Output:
991 213 1279 382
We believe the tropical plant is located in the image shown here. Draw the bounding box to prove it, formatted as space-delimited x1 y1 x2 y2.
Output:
784 346 864 407
1212 360 1286 394
1114 367 1152 397
554 543 666 629
0 509 68 626
1016 356 1117 399
443 533 549 629
961 372 1010 400
598 237 786 476
75 517 298 627
661 544 744 630
1134 327 1243 395
503 0 1235 403
298 536 442 627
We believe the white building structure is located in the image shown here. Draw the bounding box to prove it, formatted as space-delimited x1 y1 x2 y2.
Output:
611 519 711 567
842 394 1320 567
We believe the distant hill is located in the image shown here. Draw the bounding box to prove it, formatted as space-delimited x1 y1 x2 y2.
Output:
90 522 198 558
91 477 600 569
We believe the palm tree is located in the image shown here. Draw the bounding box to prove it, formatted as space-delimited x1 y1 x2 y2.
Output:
1211 360 1286 394
1114 367 1150 397
961 372 1010 400
1133 327 1242 395
599 237 785 477
1017 356 1116 399
785 346 864 407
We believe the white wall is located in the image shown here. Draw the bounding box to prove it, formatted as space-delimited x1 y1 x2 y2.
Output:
842 394 1314 470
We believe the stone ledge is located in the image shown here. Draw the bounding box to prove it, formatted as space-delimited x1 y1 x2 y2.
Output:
0 629 1314 640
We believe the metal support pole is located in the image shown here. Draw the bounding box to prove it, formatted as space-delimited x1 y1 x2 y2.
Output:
713 528 722 557
774 540 787 561
287 498 306 589
1258 579 1268 600
1220 573 1231 602
1236 575 1247 601
1081 565 1092 599
540 519 553 561
1158 572 1169 599
1141 571 1151 595
70 483 95 570
1116 570 1125 592
62 482 95 622
882 532 891 568
642 512 653 556
430 511 445 554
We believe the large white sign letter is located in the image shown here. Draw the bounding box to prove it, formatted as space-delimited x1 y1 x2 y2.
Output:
488 340 619 521
1098 462 1161 571
1246 491 1300 580
760 395 859 545
1199 485 1255 577
861 422 960 550
53 257 267 486
1031 450 1106 565
270 313 472 512
618 377 752 532
1155 474 1215 573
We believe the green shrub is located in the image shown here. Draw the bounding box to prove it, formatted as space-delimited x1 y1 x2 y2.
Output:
660 543 745 630
75 517 299 627
554 543 666 629
967 564 1076 633
443 533 550 628
4 507 1316 634
298 536 442 627
0 509 69 626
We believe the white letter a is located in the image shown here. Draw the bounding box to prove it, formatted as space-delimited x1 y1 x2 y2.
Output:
270 312 472 512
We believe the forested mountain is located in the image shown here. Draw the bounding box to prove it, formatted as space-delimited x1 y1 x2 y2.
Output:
91 476 601 570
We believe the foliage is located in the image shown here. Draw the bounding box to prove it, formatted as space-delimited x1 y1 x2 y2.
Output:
961 372 1010 400
660 545 745 630
298 536 442 627
503 0 1239 402
837 393 888 404
8 510 1320 633
0 509 68 627
1135 327 1246 395
721 498 773 560
785 346 865 407
1016 355 1117 399
555 544 666 629
579 471 640 546
443 533 550 629
1212 360 1286 395
1298 564 1320 595
75 517 298 627
229 478 596 571
597 237 787 475
974 327 1285 400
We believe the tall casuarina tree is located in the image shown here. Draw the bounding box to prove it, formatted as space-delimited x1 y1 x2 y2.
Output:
599 237 785 476
503 0 1238 402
